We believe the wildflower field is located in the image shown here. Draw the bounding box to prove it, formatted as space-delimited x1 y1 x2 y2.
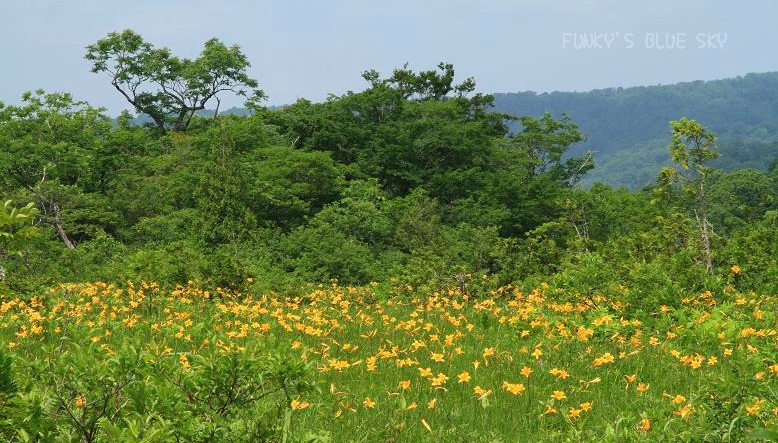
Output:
0 279 776 442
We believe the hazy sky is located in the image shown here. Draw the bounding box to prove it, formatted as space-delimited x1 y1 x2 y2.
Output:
2 0 777 115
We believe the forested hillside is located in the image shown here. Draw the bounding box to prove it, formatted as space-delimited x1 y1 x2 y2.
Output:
492 72 778 189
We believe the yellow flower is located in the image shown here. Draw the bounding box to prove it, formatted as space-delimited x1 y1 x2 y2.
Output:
179 353 190 370
531 348 543 359
638 417 651 432
568 407 581 419
457 371 471 383
291 398 310 410
405 402 418 410
398 380 411 390
366 356 377 371
427 398 437 409
430 352 445 363
502 382 526 395
75 395 86 408
419 367 433 377
543 404 557 415
430 373 448 386
363 397 376 409
551 390 567 401
550 368 570 379
592 352 614 367
745 398 764 415
731 264 741 275
674 403 694 419
637 382 649 393
483 347 495 358
520 366 533 377
579 402 593 411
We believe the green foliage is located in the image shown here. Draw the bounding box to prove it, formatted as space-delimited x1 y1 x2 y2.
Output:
1 283 313 442
507 112 591 185
362 62 476 101
719 215 778 293
85 29 263 132
0 200 39 245
707 168 777 233
0 351 17 440
283 224 380 285
657 119 720 273
2 53 777 300
111 240 207 287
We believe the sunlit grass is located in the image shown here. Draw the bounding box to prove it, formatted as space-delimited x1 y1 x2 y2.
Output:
1 279 776 442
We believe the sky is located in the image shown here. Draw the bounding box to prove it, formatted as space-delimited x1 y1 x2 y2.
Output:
2 0 777 115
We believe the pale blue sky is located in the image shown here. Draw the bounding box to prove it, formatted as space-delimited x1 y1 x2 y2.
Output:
2 0 776 115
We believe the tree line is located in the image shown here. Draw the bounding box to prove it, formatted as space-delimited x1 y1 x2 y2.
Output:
2 30 777 306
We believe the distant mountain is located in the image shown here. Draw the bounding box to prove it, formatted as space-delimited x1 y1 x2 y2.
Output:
491 72 778 189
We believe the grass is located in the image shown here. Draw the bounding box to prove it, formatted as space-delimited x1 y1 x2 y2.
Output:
0 280 776 442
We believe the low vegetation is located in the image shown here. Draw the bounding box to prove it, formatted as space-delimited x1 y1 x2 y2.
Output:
0 278 775 442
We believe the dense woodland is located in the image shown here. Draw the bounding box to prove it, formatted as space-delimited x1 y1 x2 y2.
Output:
0 31 777 300
493 72 778 189
1 31 777 443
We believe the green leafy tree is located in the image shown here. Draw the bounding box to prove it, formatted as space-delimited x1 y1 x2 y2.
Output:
85 29 263 132
506 112 592 186
0 90 113 249
707 168 776 233
362 62 476 101
0 200 39 283
267 62 506 198
198 123 258 246
657 118 720 272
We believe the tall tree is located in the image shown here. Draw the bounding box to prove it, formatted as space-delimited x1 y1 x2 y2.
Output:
657 118 719 272
506 112 592 186
0 90 113 249
362 62 476 102
85 29 263 132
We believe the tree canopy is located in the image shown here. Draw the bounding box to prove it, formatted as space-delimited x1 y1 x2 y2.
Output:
0 32 774 299
85 29 263 132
